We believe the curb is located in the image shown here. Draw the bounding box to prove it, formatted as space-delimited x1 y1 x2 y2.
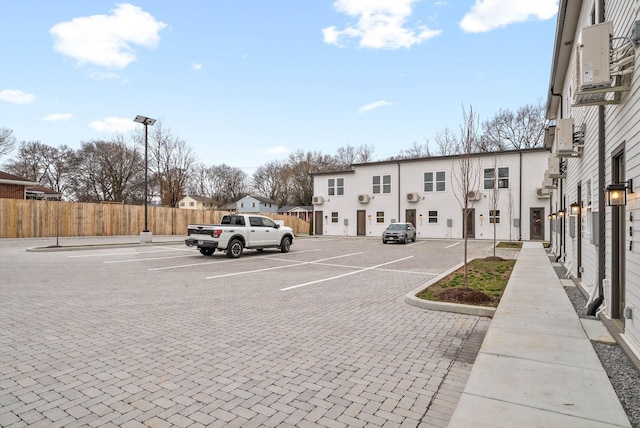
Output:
404 261 497 318
26 241 184 253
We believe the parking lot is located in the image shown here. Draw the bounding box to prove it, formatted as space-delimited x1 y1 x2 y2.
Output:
1 236 501 427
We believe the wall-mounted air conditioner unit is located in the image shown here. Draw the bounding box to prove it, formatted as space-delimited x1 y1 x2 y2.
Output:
578 21 612 90
573 21 634 106
543 171 557 189
548 156 565 178
357 194 370 204
406 192 420 202
536 188 550 199
555 118 574 153
467 190 482 201
312 196 324 205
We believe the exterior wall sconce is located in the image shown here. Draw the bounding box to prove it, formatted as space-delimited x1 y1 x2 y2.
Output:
547 214 552 220
418 213 423 225
479 213 484 226
606 179 633 206
551 213 557 220
570 202 581 215
557 209 566 217
368 214 372 224
324 215 328 224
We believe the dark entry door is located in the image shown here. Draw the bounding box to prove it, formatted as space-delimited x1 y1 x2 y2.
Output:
463 208 475 239
406 209 416 228
357 210 366 236
314 210 323 236
530 208 544 240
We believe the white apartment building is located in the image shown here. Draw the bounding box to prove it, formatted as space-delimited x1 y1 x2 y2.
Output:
545 0 640 364
312 148 550 242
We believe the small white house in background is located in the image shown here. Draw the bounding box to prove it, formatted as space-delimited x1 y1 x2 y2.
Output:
178 195 218 210
311 148 550 241
278 205 313 222
236 195 278 213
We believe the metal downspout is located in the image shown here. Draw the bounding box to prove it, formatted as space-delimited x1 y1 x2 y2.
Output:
598 106 606 296
398 161 401 222
597 0 606 297
519 152 523 241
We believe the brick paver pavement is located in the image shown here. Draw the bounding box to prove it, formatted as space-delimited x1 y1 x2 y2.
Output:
0 237 504 427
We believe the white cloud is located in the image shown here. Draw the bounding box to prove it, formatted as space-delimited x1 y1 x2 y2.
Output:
358 100 392 113
192 63 203 71
322 0 441 49
50 3 167 69
43 113 72 122
0 89 35 104
460 0 558 33
89 117 139 132
261 145 289 156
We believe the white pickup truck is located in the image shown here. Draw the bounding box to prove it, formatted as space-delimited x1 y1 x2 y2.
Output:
185 214 294 258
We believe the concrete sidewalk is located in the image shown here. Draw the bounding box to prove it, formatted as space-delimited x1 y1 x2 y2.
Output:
448 242 631 427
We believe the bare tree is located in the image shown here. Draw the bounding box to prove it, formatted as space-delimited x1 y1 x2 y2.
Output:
336 143 375 166
252 160 290 205
191 164 249 204
287 150 336 205
357 144 375 163
0 127 16 160
4 141 52 182
335 144 358 167
136 122 197 207
4 141 74 198
452 106 481 288
434 127 459 156
480 101 546 151
69 137 144 203
386 140 432 160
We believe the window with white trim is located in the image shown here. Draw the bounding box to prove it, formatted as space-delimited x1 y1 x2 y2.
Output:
484 168 495 190
489 210 500 224
428 210 438 223
328 178 344 196
373 175 391 194
484 168 509 189
497 167 509 188
424 171 446 192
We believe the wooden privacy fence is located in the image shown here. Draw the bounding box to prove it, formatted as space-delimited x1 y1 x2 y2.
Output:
0 199 311 238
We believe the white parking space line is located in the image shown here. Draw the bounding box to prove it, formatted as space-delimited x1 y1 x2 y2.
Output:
266 257 439 276
105 254 196 264
281 256 413 291
149 249 321 271
69 248 181 258
446 241 461 248
205 252 363 280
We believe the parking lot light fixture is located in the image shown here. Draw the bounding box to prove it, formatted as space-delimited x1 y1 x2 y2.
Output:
134 115 156 243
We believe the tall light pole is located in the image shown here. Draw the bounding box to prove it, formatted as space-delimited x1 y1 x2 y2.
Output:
134 115 156 243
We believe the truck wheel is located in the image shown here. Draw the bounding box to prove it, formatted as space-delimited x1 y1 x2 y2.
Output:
280 236 291 253
199 247 214 256
226 239 243 258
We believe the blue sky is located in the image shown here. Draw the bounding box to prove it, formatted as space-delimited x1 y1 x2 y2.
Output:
1 0 558 173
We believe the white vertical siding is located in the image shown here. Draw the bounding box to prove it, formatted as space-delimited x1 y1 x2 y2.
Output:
553 0 640 360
